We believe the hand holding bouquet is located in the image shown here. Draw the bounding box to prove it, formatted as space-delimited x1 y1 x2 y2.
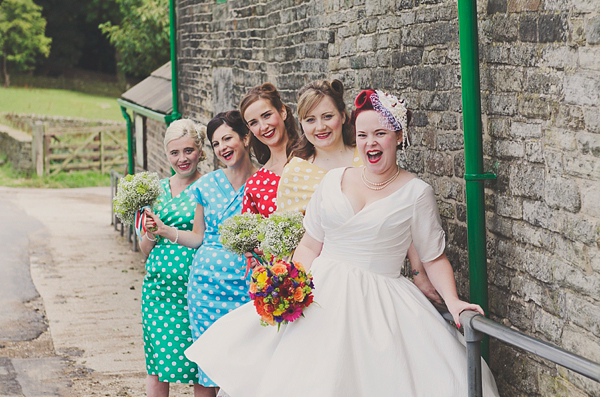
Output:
220 211 315 329
113 172 162 238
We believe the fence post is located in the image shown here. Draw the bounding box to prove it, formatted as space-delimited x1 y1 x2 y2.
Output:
32 122 44 177
100 131 105 173
460 311 484 397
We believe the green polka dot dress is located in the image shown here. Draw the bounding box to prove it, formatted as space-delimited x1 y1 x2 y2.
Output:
141 177 199 384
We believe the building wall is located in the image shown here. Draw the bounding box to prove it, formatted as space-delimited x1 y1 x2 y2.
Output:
176 0 600 395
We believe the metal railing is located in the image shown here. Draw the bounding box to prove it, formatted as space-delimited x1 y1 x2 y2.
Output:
459 310 600 397
110 170 139 252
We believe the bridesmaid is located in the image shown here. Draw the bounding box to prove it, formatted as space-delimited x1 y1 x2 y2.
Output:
139 119 206 396
239 82 300 216
147 111 256 397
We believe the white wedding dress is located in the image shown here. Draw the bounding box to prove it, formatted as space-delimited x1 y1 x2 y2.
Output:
185 168 499 397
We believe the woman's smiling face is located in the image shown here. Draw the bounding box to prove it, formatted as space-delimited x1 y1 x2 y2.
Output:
300 96 345 151
243 98 287 148
166 136 202 177
211 123 249 167
355 110 402 173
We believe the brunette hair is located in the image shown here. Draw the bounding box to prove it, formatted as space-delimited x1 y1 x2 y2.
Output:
206 110 249 144
292 79 354 161
239 82 299 164
163 118 206 161
351 89 412 149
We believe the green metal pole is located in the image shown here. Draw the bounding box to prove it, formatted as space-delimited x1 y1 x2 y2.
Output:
166 0 181 125
120 106 135 175
457 0 495 360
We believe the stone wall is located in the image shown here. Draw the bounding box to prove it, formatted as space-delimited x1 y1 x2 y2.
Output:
175 0 600 395
0 124 32 172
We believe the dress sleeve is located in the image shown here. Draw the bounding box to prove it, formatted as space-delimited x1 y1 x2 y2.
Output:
242 181 258 214
410 184 446 263
188 178 206 206
303 173 326 243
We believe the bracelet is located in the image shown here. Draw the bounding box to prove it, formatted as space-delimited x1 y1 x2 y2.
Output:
145 232 157 242
169 227 179 244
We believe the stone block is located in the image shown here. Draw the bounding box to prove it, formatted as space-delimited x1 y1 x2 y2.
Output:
437 199 455 219
489 213 514 238
489 15 519 42
489 285 511 317
554 105 585 131
518 94 555 120
509 162 545 199
523 199 564 232
526 141 544 163
539 14 567 42
487 0 507 14
436 132 464 151
391 47 424 68
554 262 600 297
448 222 467 249
509 45 541 67
425 150 453 176
586 15 600 44
490 66 525 92
580 183 600 218
511 273 565 316
532 308 564 343
489 118 511 138
545 128 578 151
540 46 578 70
512 220 553 250
565 292 600 337
494 140 525 159
544 148 564 171
422 21 458 46
571 0 599 12
456 203 466 222
432 178 464 201
577 132 600 157
564 72 600 107
488 94 518 116
554 234 588 269
564 215 600 246
508 298 533 330
590 246 600 272
496 195 523 219
579 46 600 71
525 69 563 96
519 15 538 42
539 372 590 397
564 153 600 179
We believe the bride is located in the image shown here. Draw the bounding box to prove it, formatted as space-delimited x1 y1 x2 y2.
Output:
185 89 499 397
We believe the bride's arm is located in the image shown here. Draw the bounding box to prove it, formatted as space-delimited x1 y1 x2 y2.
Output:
292 233 323 271
422 253 484 327
407 244 444 306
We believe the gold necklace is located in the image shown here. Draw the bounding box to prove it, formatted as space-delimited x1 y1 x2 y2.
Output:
361 166 400 191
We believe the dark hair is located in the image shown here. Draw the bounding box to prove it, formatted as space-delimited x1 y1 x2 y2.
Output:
206 110 249 143
351 89 412 149
292 79 354 161
239 82 299 165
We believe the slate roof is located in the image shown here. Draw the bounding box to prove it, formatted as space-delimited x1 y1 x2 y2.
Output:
121 62 172 114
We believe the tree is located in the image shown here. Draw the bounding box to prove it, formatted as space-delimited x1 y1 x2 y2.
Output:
0 0 52 87
99 0 170 78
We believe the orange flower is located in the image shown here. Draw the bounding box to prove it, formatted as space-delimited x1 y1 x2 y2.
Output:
293 287 305 302
271 262 288 276
249 283 257 294
295 262 305 272
261 313 275 326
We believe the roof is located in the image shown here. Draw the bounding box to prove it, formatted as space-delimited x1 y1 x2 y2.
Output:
121 62 172 114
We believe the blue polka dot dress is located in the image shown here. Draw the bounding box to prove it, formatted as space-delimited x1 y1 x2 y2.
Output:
187 169 250 387
142 178 199 384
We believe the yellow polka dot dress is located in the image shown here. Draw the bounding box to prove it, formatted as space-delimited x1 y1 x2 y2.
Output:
277 148 363 213
187 169 250 386
142 178 199 384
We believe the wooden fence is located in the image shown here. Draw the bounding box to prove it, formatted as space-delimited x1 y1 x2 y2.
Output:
31 122 128 176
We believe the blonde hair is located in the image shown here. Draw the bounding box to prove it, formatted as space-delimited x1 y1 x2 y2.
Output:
163 119 206 161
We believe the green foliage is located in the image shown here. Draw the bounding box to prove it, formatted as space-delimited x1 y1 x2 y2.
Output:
99 0 170 78
0 0 52 86
0 161 111 188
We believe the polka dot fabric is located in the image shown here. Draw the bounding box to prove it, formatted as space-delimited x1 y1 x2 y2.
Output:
276 148 363 213
187 169 250 387
242 168 280 216
142 178 199 384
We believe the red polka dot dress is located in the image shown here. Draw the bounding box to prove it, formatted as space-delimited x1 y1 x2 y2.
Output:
242 168 279 217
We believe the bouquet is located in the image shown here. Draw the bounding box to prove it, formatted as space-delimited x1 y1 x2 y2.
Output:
249 259 315 329
113 172 162 238
220 211 314 329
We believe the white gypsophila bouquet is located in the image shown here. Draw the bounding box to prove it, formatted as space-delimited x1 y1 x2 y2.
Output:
219 212 264 256
113 172 162 225
258 211 305 261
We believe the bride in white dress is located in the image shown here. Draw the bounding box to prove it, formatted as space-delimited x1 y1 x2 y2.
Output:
185 89 499 397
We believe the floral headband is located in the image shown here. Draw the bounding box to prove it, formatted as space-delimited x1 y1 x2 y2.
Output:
353 89 410 148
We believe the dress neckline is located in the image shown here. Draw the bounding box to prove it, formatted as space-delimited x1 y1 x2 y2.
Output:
339 168 417 217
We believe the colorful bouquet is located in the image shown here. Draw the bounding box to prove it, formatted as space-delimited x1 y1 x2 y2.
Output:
220 211 315 329
249 259 315 329
113 172 162 237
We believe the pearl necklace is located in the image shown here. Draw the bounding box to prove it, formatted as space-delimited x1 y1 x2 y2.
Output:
361 166 400 191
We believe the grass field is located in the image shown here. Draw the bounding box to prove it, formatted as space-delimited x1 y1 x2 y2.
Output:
0 86 123 121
